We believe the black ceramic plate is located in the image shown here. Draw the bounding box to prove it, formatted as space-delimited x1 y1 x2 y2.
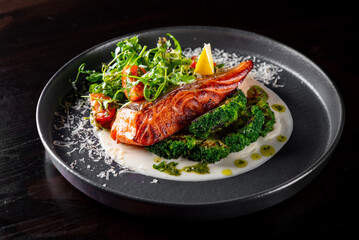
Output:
36 26 344 220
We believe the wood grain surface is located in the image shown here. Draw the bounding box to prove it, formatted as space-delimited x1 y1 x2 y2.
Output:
0 1 358 239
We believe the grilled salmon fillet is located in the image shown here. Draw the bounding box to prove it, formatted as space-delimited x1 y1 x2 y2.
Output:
111 60 253 146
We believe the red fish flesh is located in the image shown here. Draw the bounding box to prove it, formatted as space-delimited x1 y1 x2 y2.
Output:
111 60 253 146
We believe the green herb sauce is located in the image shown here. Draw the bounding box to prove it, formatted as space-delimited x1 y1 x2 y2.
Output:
183 162 210 174
153 161 209 176
152 161 181 176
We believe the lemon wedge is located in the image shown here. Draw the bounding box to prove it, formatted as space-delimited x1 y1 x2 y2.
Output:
194 43 214 75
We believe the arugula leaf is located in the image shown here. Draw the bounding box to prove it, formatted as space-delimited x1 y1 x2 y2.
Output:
71 63 102 84
167 33 181 53
73 34 212 103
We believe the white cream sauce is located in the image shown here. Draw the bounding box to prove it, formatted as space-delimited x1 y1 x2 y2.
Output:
96 75 293 181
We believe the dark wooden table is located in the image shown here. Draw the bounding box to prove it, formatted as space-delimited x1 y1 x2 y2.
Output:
1 1 358 239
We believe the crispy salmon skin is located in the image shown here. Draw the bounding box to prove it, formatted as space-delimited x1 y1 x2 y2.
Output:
111 60 253 146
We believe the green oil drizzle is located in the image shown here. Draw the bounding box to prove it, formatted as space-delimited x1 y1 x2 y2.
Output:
153 156 162 163
222 169 232 176
234 159 248 168
251 153 262 160
272 104 286 112
260 145 276 157
276 135 287 142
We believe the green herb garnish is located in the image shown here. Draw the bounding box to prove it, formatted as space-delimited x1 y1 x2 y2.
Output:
73 34 197 103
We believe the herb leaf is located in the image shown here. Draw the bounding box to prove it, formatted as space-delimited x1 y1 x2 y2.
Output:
72 34 222 103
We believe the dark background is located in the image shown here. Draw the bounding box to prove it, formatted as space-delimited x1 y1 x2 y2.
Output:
1 0 358 239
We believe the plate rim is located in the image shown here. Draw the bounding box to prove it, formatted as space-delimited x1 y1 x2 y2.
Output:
36 25 345 210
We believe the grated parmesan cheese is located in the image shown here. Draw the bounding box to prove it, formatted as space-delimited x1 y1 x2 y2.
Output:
183 47 283 87
53 48 285 183
150 179 158 184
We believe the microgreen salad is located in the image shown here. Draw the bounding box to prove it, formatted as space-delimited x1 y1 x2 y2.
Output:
73 34 223 104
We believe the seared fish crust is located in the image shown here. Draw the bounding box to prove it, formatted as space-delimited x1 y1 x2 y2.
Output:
111 60 253 146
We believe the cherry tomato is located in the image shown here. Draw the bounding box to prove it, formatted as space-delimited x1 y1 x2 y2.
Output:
190 56 197 69
122 65 146 101
90 93 116 129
